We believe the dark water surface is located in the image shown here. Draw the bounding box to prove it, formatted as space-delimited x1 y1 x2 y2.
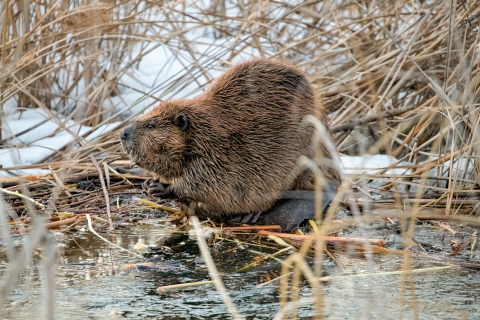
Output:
1 219 479 319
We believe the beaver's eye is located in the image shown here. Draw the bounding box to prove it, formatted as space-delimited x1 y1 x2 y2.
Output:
147 124 155 130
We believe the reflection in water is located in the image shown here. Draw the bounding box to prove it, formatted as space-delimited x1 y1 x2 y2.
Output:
0 221 479 319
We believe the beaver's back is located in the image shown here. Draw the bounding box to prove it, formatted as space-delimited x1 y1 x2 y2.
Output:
174 59 322 216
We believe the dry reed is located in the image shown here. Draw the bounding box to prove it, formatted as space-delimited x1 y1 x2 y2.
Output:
1 0 480 318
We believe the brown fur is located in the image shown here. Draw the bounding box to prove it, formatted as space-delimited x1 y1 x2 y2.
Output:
121 58 341 217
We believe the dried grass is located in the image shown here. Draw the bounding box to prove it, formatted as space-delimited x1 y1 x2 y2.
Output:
1 1 478 189
1 0 480 318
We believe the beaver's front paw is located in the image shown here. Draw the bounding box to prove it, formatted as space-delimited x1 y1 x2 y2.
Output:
142 179 174 198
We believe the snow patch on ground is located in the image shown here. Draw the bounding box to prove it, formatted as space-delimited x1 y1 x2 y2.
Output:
340 154 409 175
1 110 120 176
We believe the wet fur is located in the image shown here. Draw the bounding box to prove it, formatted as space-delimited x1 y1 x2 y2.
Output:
121 58 341 217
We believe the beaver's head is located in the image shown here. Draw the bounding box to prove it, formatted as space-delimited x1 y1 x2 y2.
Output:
120 100 190 182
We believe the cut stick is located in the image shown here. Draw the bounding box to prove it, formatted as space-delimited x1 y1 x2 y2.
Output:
0 187 45 210
0 175 47 185
221 225 282 231
138 199 180 213
15 216 81 234
258 230 385 247
158 281 214 293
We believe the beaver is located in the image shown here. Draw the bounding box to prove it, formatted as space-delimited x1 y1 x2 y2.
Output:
120 58 342 231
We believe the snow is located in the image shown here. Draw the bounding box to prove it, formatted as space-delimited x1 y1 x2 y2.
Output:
2 96 18 116
339 154 477 190
0 2 476 188
0 109 121 176
340 154 409 175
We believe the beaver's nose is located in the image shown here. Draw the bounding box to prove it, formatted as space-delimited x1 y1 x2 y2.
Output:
121 125 133 141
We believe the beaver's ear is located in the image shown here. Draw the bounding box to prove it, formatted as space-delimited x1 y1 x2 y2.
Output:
174 114 188 132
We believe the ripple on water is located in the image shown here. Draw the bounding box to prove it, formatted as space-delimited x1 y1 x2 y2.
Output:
1 222 480 319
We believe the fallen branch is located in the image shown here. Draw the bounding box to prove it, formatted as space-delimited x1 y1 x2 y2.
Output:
0 175 47 187
221 225 282 231
0 187 45 210
258 230 385 247
138 199 180 214
157 281 215 293
15 216 82 234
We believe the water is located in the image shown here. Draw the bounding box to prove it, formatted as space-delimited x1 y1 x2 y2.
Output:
1 219 479 319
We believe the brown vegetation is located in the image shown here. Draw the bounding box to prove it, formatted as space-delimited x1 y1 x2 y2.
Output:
1 0 480 318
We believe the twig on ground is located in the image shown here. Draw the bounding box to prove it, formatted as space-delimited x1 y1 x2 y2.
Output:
0 187 45 210
221 225 282 231
90 155 114 231
139 199 180 214
158 281 215 293
258 230 385 247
